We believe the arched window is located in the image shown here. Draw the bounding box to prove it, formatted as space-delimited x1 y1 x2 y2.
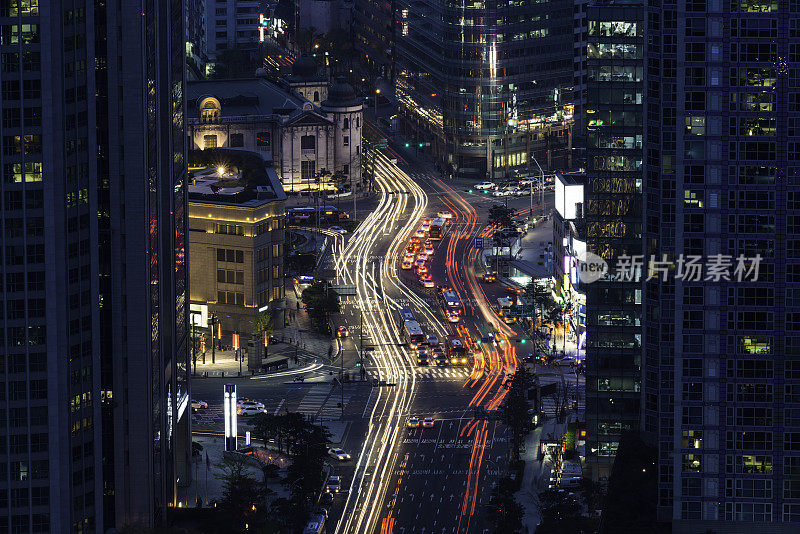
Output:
200 98 221 122
343 118 349 130
313 91 320 101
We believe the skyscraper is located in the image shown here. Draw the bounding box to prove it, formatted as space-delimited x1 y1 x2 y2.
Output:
394 0 575 179
582 0 800 531
0 1 190 531
645 1 799 530
581 0 645 481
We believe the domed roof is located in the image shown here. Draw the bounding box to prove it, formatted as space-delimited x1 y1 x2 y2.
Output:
291 55 318 80
323 78 361 108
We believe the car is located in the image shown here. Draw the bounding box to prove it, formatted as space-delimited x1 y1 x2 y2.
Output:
415 230 426 239
422 417 435 428
238 405 265 416
446 312 460 323
424 243 435 254
421 221 431 231
407 417 420 428
328 448 352 461
337 325 349 338
416 252 428 261
191 399 208 410
483 272 497 283
401 259 413 270
420 274 434 287
238 399 265 410
474 181 495 190
415 258 426 268
325 475 341 493
513 188 528 196
432 347 446 363
329 226 347 234
410 237 421 245
319 492 334 507
427 335 439 346
491 189 511 197
404 252 415 262
416 265 428 276
518 179 535 186
436 210 453 220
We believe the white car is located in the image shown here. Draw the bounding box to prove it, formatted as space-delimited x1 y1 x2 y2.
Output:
416 252 428 261
329 226 347 234
401 259 413 270
420 274 434 288
191 400 208 410
238 405 265 416
407 417 420 428
474 182 495 190
436 210 453 220
415 230 426 238
422 417 435 428
492 189 511 197
424 243 434 255
328 448 352 461
326 475 341 493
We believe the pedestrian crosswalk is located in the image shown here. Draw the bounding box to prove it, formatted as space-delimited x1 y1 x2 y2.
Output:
364 367 472 381
296 384 353 422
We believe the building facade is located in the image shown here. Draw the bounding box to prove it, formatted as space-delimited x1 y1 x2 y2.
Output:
581 1 645 481
394 0 575 179
205 0 261 60
644 1 800 531
186 66 363 191
188 160 287 340
0 1 190 532
353 0 394 80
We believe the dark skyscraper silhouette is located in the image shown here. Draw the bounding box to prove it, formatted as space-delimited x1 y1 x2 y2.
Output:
0 1 190 531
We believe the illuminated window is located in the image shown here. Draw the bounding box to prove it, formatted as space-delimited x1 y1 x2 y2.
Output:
685 116 705 135
203 134 217 149
683 454 702 472
683 190 704 208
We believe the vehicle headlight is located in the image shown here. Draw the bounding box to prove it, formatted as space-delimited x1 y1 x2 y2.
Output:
451 358 457 363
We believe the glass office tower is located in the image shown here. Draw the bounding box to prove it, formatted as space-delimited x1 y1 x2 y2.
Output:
582 0 800 531
582 0 645 482
395 0 574 179
0 1 190 531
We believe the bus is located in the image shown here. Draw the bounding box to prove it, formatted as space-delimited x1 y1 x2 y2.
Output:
497 297 516 324
446 335 469 365
441 290 463 315
287 205 345 224
398 308 426 348
428 218 447 239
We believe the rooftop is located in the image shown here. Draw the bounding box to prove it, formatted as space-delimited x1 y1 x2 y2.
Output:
188 150 287 207
187 78 308 119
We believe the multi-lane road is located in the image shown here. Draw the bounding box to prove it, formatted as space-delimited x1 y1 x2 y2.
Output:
190 149 579 533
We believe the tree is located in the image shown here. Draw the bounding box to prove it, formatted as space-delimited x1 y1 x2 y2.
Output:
499 366 534 462
487 477 525 532
488 203 515 229
301 281 340 333
214 456 267 533
208 48 258 79
525 280 557 334
535 488 583 534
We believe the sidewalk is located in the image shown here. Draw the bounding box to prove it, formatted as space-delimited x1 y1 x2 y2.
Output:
514 418 569 533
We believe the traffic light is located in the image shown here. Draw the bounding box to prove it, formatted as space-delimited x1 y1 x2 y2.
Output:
518 339 526 344
419 142 424 148
355 361 362 367
404 142 410 148
476 339 482 345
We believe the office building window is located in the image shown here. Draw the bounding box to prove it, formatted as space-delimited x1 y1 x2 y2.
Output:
229 133 243 147
203 134 217 149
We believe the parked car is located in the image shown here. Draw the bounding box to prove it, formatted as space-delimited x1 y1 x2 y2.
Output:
474 182 495 190
191 400 208 410
328 448 351 461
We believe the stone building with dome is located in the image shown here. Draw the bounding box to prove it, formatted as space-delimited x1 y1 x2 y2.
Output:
186 58 363 192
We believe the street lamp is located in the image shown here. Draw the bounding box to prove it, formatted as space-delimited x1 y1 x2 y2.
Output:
375 88 380 114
